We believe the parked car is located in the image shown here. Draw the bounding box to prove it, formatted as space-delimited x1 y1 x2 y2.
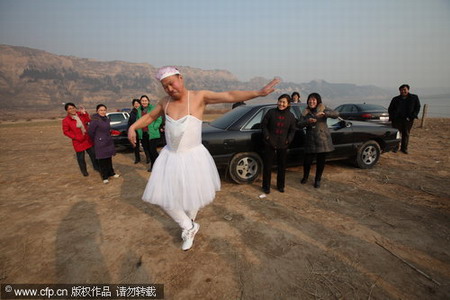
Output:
333 103 390 124
201 103 400 184
107 112 130 125
110 118 166 149
110 119 132 148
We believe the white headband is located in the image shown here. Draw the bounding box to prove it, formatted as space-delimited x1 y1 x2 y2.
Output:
155 66 181 81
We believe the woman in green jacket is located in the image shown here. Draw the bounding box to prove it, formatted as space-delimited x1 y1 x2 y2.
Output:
136 95 163 171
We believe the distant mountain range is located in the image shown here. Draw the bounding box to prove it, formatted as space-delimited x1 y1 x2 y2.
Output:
0 44 393 110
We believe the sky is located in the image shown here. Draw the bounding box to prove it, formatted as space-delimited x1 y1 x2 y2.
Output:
1 0 450 89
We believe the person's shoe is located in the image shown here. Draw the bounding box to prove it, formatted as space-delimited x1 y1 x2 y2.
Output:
263 187 270 194
103 179 109 184
401 149 408 154
82 171 89 177
301 177 308 184
278 187 285 193
314 180 321 188
113 174 120 178
181 222 200 251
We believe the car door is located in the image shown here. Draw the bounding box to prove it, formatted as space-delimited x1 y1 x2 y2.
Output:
335 105 347 118
241 106 304 161
285 106 305 164
342 105 359 120
328 118 356 159
241 107 269 155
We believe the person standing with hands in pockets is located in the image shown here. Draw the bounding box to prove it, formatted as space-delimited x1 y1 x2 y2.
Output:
261 94 297 194
128 66 279 251
388 84 421 154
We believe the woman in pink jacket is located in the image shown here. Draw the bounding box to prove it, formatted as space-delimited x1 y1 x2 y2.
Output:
62 103 99 176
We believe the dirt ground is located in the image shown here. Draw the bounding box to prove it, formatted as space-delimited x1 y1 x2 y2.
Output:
0 117 449 300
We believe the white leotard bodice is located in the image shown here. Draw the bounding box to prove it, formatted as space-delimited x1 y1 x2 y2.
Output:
164 92 202 152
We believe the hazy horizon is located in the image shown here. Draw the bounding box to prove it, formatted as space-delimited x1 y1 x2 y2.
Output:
1 0 450 90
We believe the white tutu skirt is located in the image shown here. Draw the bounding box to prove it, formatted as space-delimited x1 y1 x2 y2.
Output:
142 144 221 211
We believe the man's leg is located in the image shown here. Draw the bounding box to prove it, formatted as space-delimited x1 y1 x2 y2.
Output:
186 209 198 222
164 208 199 251
164 208 193 230
402 119 414 153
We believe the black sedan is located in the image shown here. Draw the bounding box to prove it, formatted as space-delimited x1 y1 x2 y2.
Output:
110 119 132 148
201 103 400 184
334 103 390 124
110 119 166 149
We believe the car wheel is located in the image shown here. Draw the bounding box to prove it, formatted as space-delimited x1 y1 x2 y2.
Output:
356 140 380 169
228 152 263 184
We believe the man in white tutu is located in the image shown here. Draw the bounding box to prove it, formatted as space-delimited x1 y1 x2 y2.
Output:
128 66 279 250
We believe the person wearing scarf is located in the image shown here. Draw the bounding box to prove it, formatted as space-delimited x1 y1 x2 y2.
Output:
261 94 297 194
298 93 339 188
88 104 119 184
62 103 99 176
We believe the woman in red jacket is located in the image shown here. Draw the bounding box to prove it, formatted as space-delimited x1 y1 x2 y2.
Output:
62 103 99 176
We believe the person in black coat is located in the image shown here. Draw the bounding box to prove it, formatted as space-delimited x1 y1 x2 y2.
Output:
128 99 141 163
261 94 297 194
291 92 301 103
388 84 421 154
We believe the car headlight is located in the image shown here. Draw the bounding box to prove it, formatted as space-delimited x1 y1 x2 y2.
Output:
396 131 401 139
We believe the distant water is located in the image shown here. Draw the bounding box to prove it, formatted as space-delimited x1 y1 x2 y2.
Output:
330 97 450 118
422 98 450 118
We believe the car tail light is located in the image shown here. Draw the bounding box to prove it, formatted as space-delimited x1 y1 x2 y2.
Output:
361 113 372 119
110 130 121 136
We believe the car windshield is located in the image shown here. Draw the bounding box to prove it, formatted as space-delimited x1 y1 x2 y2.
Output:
209 106 251 129
358 104 387 111
108 114 125 122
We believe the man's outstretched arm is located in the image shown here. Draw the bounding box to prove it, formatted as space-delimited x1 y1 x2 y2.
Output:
203 78 280 104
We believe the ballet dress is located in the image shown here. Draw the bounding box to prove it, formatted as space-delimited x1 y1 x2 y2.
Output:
142 92 221 211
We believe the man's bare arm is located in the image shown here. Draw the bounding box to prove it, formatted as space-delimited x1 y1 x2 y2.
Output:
204 78 280 104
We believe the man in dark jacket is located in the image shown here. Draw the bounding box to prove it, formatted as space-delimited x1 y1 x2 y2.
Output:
388 84 421 154
261 94 297 194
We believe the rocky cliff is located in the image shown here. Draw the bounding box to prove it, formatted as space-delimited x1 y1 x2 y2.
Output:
0 44 391 111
